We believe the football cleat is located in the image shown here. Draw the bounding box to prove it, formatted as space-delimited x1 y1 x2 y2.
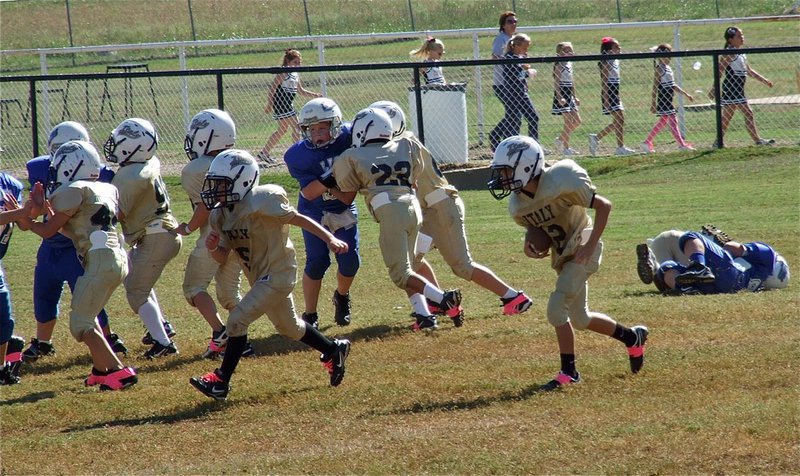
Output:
84 368 107 387
22 338 56 363
202 328 229 359
332 290 352 326
501 291 533 316
447 306 465 327
141 320 177 346
302 312 319 330
540 371 581 392
5 336 24 377
439 289 462 312
190 370 230 400
0 364 20 385
636 243 657 285
320 339 351 387
105 333 128 356
411 313 439 331
701 224 733 247
143 341 179 360
675 261 716 286
426 299 445 316
99 367 138 391
627 325 649 374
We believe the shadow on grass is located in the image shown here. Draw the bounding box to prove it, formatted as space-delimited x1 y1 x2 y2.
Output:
248 323 409 357
0 391 57 406
22 354 94 375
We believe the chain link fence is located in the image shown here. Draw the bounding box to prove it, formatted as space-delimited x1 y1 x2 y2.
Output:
1 47 798 174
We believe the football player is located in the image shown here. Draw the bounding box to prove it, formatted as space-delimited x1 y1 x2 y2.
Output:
189 150 351 401
177 109 248 359
283 98 361 329
105 117 181 359
0 172 26 385
371 101 533 325
21 121 127 363
635 225 731 285
653 231 790 295
16 141 137 390
488 135 648 390
332 108 462 331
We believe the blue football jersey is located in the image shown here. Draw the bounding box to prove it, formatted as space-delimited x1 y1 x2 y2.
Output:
0 173 24 260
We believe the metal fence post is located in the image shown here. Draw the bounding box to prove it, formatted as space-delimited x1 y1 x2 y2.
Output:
29 80 39 157
179 46 190 128
407 0 415 31
413 67 424 143
673 23 687 140
317 40 327 96
712 53 723 148
216 73 224 110
473 32 485 145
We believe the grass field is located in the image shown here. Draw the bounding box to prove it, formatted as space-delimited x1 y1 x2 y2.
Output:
1 146 798 474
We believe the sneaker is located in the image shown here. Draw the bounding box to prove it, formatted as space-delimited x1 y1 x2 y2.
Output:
257 151 282 168
0 364 21 385
190 369 230 400
636 243 656 285
141 320 176 346
563 147 580 156
320 339 351 387
554 137 564 154
501 291 533 316
201 327 228 360
411 313 439 331
675 261 716 286
426 299 445 315
615 146 636 156
440 289 464 327
105 333 128 356
640 141 655 154
755 138 775 146
143 341 179 360
22 338 56 362
627 325 649 373
588 134 599 156
302 312 319 330
540 371 581 392
332 290 352 326
678 144 696 151
99 366 138 391
84 368 107 387
701 224 733 247
5 336 24 376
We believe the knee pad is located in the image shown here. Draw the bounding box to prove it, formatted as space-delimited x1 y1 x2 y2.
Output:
69 318 95 342
126 290 150 313
225 310 249 338
388 265 411 290
449 260 475 281
335 250 360 278
546 290 570 328
304 254 331 281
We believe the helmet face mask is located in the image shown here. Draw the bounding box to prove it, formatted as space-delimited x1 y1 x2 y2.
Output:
298 98 343 149
350 108 393 148
47 121 90 156
104 118 158 165
487 136 544 200
48 140 103 194
184 109 236 161
369 100 406 138
201 149 259 210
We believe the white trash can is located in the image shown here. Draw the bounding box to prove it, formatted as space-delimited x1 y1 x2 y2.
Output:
408 83 468 164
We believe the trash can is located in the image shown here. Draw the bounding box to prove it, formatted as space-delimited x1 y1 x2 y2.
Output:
407 83 468 164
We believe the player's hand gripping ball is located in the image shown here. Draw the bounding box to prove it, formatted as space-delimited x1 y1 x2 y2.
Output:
524 226 552 259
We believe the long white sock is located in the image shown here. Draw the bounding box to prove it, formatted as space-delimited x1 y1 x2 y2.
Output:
149 289 166 324
502 288 517 299
138 300 171 345
409 293 431 316
422 284 444 304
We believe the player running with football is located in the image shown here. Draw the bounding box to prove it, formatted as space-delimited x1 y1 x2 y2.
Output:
370 100 532 324
189 150 351 401
488 135 648 390
105 118 181 359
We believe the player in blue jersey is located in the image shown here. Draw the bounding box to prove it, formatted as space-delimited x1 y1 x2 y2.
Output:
21 122 127 362
0 173 27 384
653 231 790 295
283 98 361 329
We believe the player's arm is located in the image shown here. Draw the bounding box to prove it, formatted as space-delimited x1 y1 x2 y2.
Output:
205 231 230 264
574 193 612 265
18 210 70 239
289 213 349 254
177 202 210 236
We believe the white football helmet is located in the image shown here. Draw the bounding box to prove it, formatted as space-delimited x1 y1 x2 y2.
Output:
47 121 90 155
369 100 406 138
488 135 545 200
184 109 236 161
298 97 343 148
201 149 259 210
104 117 158 165
48 140 104 194
350 107 393 148
764 254 790 289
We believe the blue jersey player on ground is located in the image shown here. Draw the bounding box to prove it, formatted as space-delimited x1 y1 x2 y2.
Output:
284 98 360 329
0 172 26 384
21 121 127 362
654 231 790 294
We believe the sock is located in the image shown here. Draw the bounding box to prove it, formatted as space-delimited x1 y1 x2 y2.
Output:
690 252 706 266
409 294 430 316
91 367 110 376
218 335 247 382
299 325 335 355
667 116 688 146
502 289 517 299
138 300 171 345
422 284 444 304
612 324 638 347
560 353 577 377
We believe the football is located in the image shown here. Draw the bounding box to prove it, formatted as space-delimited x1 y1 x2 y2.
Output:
525 226 552 255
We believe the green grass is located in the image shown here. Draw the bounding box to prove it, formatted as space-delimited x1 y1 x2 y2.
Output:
1 146 798 474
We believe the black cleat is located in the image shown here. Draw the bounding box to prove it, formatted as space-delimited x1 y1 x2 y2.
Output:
636 243 656 285
627 325 649 374
22 338 56 363
321 339 351 387
675 261 716 286
411 313 439 331
332 290 352 326
302 312 319 330
540 371 581 392
141 320 177 346
701 224 733 247
105 333 128 356
144 341 179 360
190 370 230 401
